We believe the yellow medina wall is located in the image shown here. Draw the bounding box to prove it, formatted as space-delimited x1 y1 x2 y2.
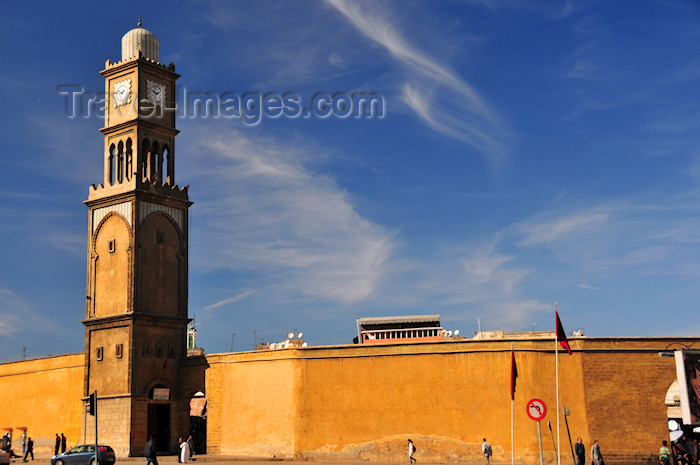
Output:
204 352 300 457
0 354 85 454
295 340 591 464
580 339 678 463
204 337 689 464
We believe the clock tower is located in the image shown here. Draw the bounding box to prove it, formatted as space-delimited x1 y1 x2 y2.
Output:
83 21 191 456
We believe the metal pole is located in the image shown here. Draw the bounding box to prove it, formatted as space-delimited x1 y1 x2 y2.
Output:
511 398 514 465
94 391 98 465
536 420 544 465
511 342 514 465
548 420 558 457
555 313 561 465
563 408 575 465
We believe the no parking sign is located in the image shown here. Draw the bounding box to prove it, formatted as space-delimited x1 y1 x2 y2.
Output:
526 398 547 421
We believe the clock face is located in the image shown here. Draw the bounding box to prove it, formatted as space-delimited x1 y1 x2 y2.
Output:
151 86 162 102
146 79 166 106
113 79 132 107
117 85 128 101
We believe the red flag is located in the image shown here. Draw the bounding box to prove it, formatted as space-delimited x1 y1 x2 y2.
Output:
510 348 518 400
162 355 168 369
555 306 572 355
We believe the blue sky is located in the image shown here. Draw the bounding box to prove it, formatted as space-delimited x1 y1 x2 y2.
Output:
1 1 699 360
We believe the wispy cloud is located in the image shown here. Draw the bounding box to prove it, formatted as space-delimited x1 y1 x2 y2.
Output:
23 115 102 184
325 0 506 162
382 240 550 329
518 210 609 246
182 122 395 305
514 199 700 278
202 290 257 312
0 288 24 336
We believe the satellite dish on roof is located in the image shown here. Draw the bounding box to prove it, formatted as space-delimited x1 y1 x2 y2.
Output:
269 343 277 349
302 342 307 347
446 331 452 337
454 330 460 336
297 332 303 338
287 332 294 339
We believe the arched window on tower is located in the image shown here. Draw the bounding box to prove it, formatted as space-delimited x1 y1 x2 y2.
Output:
156 143 164 185
117 140 124 184
163 145 172 185
150 141 160 183
108 144 116 186
125 138 133 181
141 139 150 182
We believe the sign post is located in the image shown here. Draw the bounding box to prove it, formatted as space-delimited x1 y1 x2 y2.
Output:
562 406 575 465
527 398 547 465
87 391 97 465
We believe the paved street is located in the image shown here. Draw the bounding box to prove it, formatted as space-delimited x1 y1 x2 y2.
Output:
11 453 498 465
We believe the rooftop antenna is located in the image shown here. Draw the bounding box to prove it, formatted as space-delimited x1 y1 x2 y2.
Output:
477 315 481 333
532 322 536 331
253 330 257 348
230 333 236 352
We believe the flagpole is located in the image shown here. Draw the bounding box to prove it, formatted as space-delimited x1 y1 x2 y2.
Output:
555 303 561 465
511 342 514 465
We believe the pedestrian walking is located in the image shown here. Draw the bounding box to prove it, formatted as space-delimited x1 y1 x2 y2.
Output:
407 439 416 464
145 435 158 465
187 435 195 459
54 434 60 456
60 434 66 453
575 437 585 465
22 438 33 462
482 438 493 465
591 440 603 465
179 437 190 463
660 440 672 465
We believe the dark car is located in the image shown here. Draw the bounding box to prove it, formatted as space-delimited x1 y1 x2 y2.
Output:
51 445 116 465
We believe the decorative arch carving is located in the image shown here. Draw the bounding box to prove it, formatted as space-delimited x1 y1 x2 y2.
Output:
140 210 184 241
137 211 184 317
91 210 132 251
89 211 133 318
142 378 173 397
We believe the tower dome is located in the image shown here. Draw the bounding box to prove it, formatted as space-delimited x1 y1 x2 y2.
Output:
121 19 159 62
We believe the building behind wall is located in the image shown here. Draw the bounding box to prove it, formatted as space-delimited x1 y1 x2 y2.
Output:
356 315 445 344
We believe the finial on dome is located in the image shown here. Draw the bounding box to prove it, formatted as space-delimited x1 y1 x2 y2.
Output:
121 21 160 62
